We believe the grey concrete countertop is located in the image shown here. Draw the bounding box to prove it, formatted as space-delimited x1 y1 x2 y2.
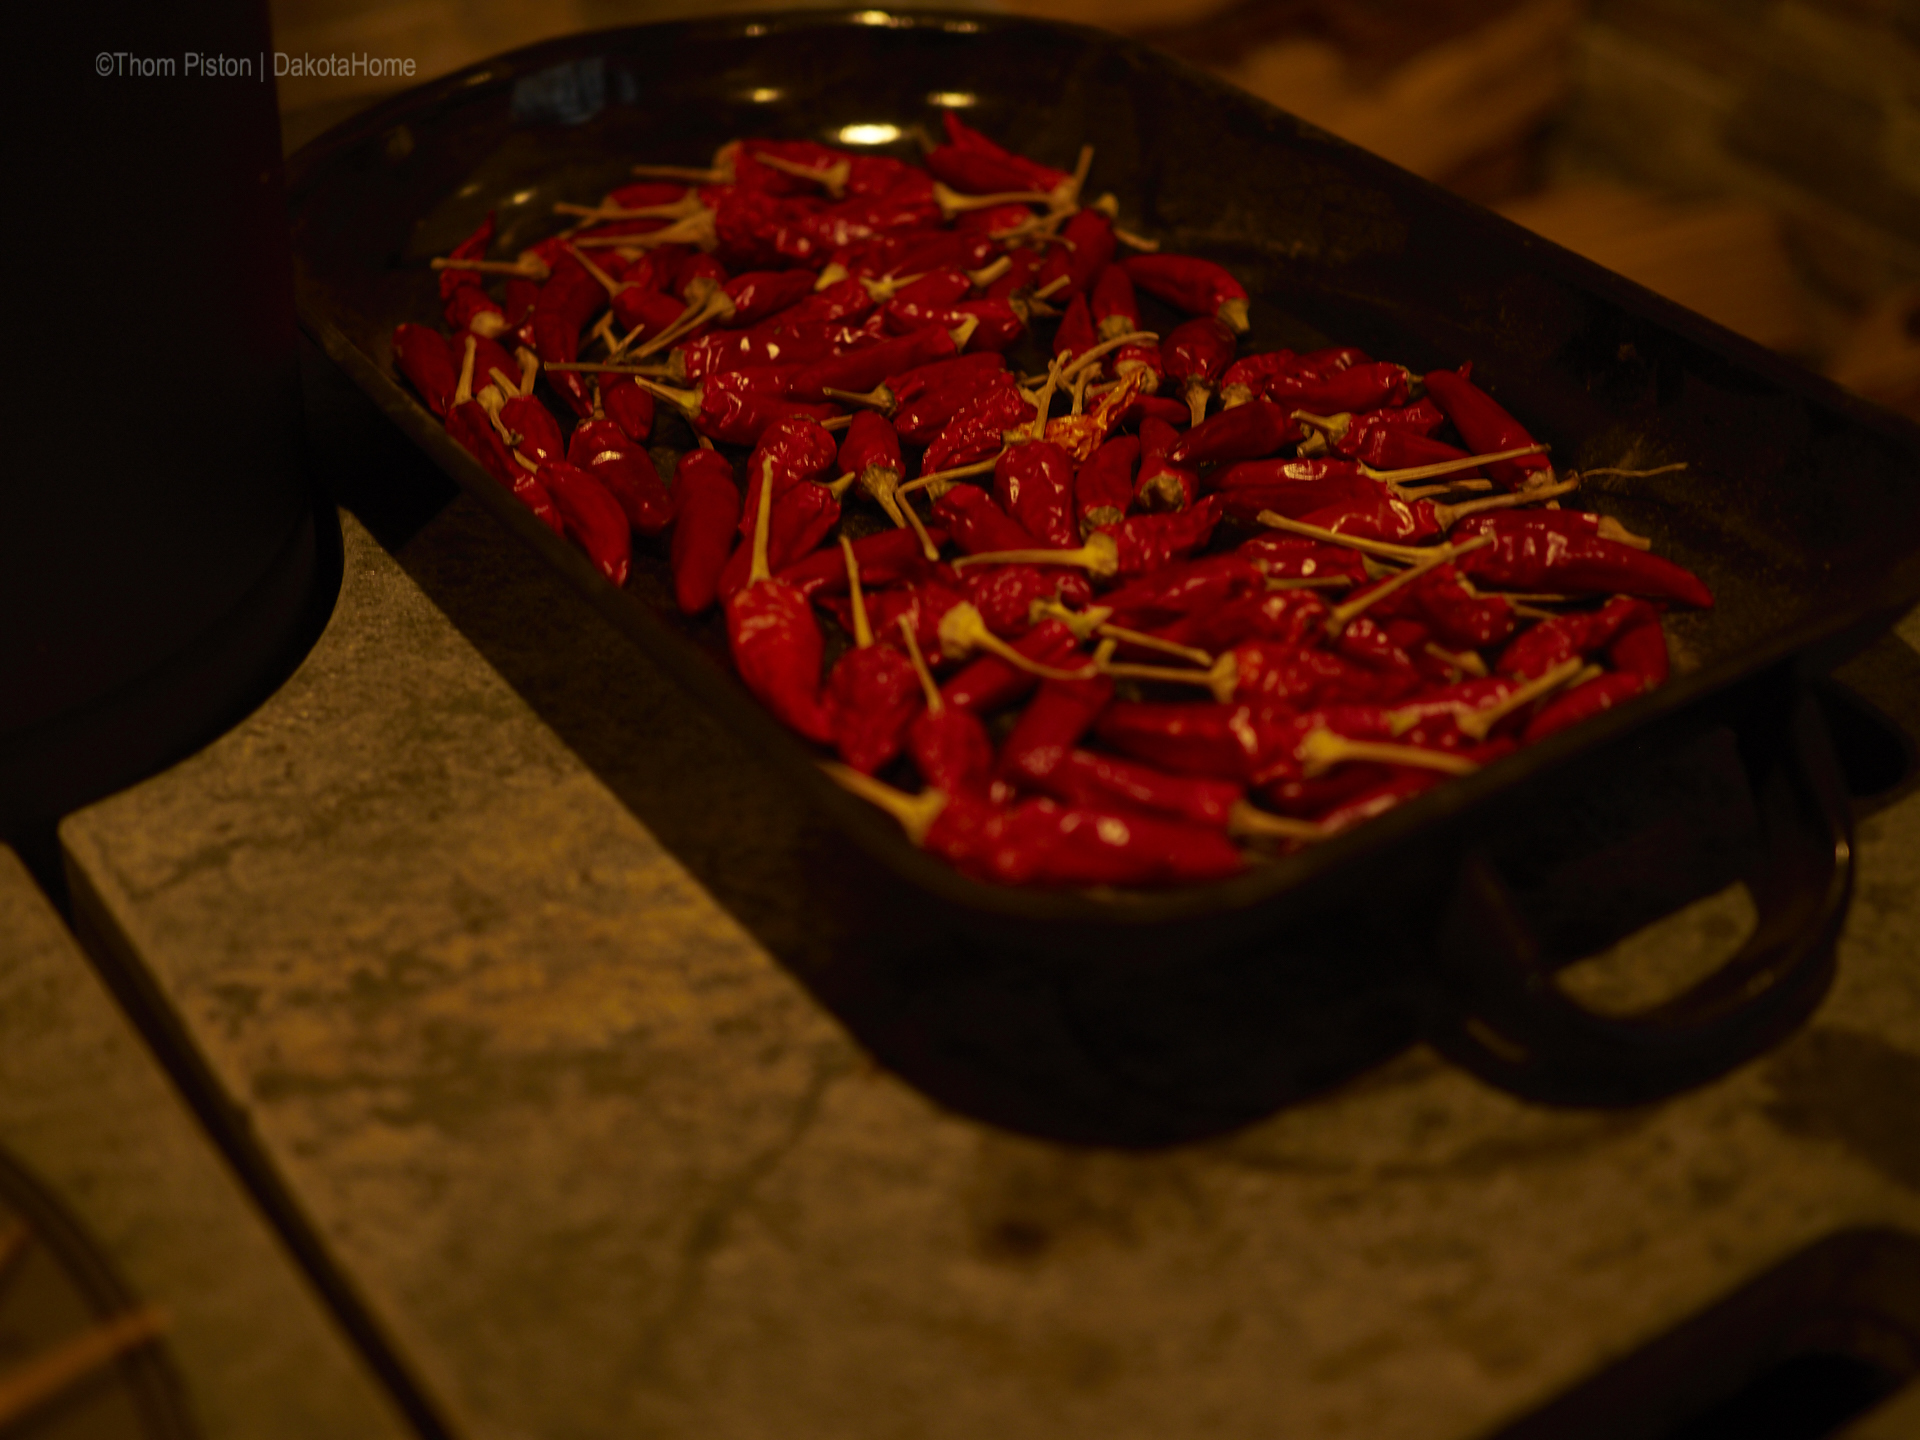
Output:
55 499 1920 1440
0 846 412 1440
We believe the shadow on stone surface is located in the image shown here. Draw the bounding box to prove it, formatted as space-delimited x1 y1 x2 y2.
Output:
369 478 1422 1147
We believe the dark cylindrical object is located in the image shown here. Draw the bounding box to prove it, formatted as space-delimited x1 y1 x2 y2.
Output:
2 0 336 838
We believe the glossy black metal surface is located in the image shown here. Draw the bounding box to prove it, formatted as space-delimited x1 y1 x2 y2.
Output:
287 11 1920 1104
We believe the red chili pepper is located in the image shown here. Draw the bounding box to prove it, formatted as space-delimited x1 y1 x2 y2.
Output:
1093 702 1298 782
1102 498 1223 578
925 145 1051 197
933 483 1041 555
922 380 1035 474
1053 293 1099 365
567 412 673 537
1308 396 1446 456
1218 350 1298 409
776 525 944 600
1521 671 1648 745
1401 564 1516 651
1460 530 1713 607
825 559 923 777
1160 316 1238 426
1168 400 1299 466
998 675 1115 785
1035 209 1115 300
891 362 1013 446
393 323 459 417
888 350 1006 405
1028 749 1244 832
537 461 631 586
1088 263 1141 342
1493 596 1659 678
437 212 497 300
1134 448 1198 513
864 580 967 674
1213 464 1387 524
837 407 904 492
1331 618 1424 701
1296 495 1443 545
780 274 878 327
787 322 965 404
1313 770 1446 833
1260 361 1410 415
640 371 842 447
1116 393 1187 429
939 619 1083 716
530 312 595 421
1228 641 1410 710
738 415 839 531
1119 253 1250 333
1170 589 1331 653
674 253 730 300
965 798 1247 887
447 400 519 484
909 708 997 798
940 110 1070 191
668 448 741 615
611 283 689 341
1236 533 1369 584
1074 435 1138 535
1422 366 1552 489
490 387 566 467
1349 427 1467 472
445 285 507 337
601 377 655 444
1100 553 1266 627
992 440 1079 549
1607 617 1670 689
724 461 836 743
962 564 1093 636
718 482 840 599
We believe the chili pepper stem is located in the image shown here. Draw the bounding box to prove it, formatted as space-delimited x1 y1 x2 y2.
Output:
899 497 942 562
933 181 1056 216
1096 622 1213 667
749 457 776 586
967 255 1013 288
1578 462 1688 481
1112 225 1159 251
1264 575 1355 591
1326 534 1491 634
1426 642 1488 678
752 150 850 197
486 366 522 400
1227 802 1326 843
896 615 944 713
1435 478 1580 528
455 335 477 407
1029 599 1115 641
1099 654 1236 704
630 161 729 184
1254 510 1441 564
565 243 625 297
575 210 717 250
822 763 948 846
1598 516 1653 549
1298 730 1479 778
545 360 678 379
1058 330 1157 385
896 452 1003 497
633 289 731 359
840 536 873 648
555 196 703 223
821 385 893 411
950 532 1119 579
1454 656 1586 741
1360 443 1549 484
939 604 1098 679
431 256 550 281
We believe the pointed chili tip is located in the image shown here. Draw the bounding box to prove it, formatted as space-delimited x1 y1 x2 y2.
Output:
1218 298 1250 334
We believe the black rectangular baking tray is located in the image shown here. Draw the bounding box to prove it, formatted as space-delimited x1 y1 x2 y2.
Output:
286 10 1920 1103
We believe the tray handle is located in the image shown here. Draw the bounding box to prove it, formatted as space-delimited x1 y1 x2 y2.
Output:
1426 681 1853 1105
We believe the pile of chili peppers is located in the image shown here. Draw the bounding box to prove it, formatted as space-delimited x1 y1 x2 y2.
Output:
395 113 1709 890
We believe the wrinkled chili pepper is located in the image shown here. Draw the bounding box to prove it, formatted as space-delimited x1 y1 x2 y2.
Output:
1120 253 1250 333
1053 293 1099 367
669 448 741 615
393 323 459 417
601 377 656 443
993 439 1079 549
1161 316 1237 426
1423 365 1553 490
998 675 1116 785
933 483 1042 555
939 619 1084 716
921 379 1035 474
1494 596 1660 677
724 460 836 743
962 564 1093 636
1167 400 1298 466
1460 530 1713 607
538 461 631 586
1074 435 1138 535
788 321 969 403
1260 361 1410 415
567 411 672 537
1521 671 1647 745
825 542 924 774
1035 208 1115 300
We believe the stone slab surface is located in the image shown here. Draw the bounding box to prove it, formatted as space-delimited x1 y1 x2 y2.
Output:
59 503 1920 1439
0 846 413 1440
